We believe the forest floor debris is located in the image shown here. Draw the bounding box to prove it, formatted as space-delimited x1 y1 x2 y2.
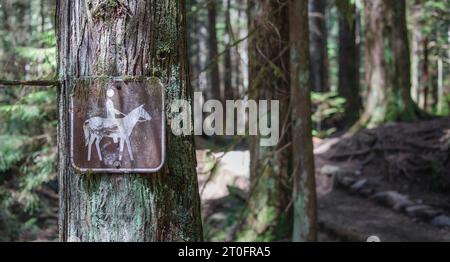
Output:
316 117 450 232
318 189 450 242
201 117 450 241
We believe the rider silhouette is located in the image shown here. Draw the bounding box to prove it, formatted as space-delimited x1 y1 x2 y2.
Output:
106 89 124 119
106 88 124 143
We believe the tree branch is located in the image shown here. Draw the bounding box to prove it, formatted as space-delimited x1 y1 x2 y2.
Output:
0 79 59 88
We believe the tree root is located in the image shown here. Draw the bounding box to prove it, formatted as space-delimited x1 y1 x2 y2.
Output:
321 118 450 191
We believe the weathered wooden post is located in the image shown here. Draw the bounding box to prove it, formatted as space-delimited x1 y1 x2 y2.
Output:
57 0 203 241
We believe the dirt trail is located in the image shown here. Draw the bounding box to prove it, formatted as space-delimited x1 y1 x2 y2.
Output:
319 189 450 242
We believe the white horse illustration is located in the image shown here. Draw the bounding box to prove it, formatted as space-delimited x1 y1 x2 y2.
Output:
83 105 151 162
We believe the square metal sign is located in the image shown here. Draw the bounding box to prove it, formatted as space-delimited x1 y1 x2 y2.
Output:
70 77 165 173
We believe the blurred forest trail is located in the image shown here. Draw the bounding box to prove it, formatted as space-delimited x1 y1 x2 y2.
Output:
6 116 450 241
1 120 450 241
198 117 450 241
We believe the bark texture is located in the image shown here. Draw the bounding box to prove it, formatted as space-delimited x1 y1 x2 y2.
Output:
207 0 222 101
355 0 422 129
57 0 203 242
223 0 234 101
289 0 317 242
337 1 361 126
244 0 292 241
411 0 423 104
308 0 329 92
187 0 204 91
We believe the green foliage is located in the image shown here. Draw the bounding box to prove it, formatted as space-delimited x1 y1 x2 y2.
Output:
407 0 450 115
415 0 450 34
439 94 450 116
0 0 57 239
311 91 346 137
0 90 55 122
0 135 28 172
0 86 57 234
326 2 340 93
0 88 57 212
19 147 56 212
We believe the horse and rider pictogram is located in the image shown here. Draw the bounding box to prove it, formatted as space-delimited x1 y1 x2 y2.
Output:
83 88 152 162
70 78 165 173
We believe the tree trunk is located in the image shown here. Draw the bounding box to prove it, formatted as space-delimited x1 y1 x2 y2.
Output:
308 0 329 92
243 0 292 241
438 58 444 114
237 0 249 97
207 0 222 101
232 0 243 98
431 32 439 112
422 37 430 110
223 0 234 101
187 0 202 90
57 0 203 242
337 1 361 127
355 0 422 129
289 0 317 242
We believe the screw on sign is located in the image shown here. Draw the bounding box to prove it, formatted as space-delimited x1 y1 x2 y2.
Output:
70 77 165 173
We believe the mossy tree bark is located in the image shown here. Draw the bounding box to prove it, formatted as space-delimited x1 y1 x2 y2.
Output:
57 0 203 242
289 0 318 242
355 0 423 130
244 0 292 241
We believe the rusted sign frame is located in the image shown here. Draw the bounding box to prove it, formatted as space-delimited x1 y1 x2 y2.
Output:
69 76 165 173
